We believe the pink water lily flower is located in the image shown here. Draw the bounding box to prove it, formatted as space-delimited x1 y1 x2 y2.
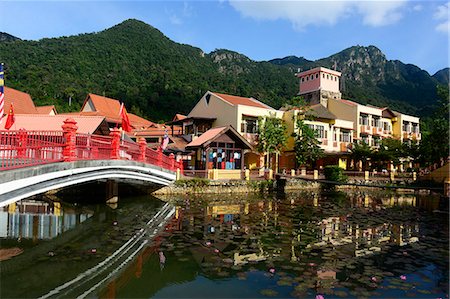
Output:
400 275 407 280
269 268 275 274
316 295 325 299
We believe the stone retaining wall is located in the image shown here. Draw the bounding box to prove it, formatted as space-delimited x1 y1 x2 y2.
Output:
153 179 320 195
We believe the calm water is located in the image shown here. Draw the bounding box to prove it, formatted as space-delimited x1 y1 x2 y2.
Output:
0 190 448 298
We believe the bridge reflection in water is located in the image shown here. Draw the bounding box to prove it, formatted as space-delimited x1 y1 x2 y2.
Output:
0 200 93 240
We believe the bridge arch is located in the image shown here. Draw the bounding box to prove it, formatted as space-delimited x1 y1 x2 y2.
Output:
0 160 176 207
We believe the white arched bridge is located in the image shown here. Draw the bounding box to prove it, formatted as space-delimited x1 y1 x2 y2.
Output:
0 118 182 207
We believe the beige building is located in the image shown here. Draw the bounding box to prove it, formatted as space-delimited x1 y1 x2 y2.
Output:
297 67 421 147
282 104 354 169
187 91 284 169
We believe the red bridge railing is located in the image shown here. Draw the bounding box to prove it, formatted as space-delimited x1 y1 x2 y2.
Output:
0 118 183 173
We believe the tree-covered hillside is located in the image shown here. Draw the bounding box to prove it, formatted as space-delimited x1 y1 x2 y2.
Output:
270 46 447 116
0 19 296 121
0 19 446 121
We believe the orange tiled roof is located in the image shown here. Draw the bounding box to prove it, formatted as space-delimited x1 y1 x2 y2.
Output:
0 114 108 134
81 93 121 120
186 125 252 150
339 99 358 107
173 114 187 121
36 105 57 115
212 92 274 109
79 93 153 128
128 113 153 128
4 86 37 114
186 127 228 148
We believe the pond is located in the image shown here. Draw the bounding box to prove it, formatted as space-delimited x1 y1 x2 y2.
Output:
0 190 448 298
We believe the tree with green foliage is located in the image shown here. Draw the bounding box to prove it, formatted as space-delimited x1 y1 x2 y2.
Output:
349 141 373 171
293 118 324 168
419 85 449 166
257 113 287 170
377 138 404 165
288 96 324 169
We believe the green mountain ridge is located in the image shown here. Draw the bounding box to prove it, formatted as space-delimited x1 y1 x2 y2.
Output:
0 19 446 121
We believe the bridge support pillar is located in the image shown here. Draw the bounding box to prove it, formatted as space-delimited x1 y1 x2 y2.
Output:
412 171 417 181
176 168 181 180
291 169 295 177
313 170 318 180
106 180 118 204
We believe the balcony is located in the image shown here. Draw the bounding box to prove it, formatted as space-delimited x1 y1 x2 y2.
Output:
411 132 421 140
383 130 392 136
333 141 338 148
360 125 371 134
340 142 350 152
372 127 383 136
403 132 410 139
322 139 328 146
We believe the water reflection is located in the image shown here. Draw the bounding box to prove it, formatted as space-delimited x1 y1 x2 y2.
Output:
99 191 448 299
0 199 93 240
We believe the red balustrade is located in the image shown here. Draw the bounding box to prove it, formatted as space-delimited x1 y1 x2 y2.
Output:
0 119 182 173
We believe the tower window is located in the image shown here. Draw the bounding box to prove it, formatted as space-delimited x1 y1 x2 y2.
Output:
322 73 325 78
315 74 319 79
327 74 330 79
310 75 313 80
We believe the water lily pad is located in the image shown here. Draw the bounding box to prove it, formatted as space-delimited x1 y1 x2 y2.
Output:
260 289 278 297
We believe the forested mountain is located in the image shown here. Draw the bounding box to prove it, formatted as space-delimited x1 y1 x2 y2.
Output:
270 46 447 115
433 68 449 85
0 32 20 42
0 19 446 121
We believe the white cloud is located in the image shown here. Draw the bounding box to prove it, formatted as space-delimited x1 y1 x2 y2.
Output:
412 4 422 12
434 2 449 33
169 14 182 25
228 0 408 30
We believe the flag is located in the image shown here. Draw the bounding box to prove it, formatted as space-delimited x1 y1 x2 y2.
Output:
5 103 15 130
161 129 169 150
0 63 4 121
119 103 132 132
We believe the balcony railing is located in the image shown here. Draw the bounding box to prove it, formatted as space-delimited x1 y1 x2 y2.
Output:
360 125 371 134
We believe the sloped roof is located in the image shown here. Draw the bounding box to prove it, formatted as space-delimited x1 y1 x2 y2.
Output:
165 135 190 153
36 105 57 115
173 114 187 121
306 104 337 120
212 92 274 109
82 93 121 120
0 115 109 135
381 107 396 118
338 99 358 107
186 126 252 150
4 86 37 114
128 113 153 128
79 93 153 128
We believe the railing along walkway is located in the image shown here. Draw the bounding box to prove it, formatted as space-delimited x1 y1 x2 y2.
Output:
0 118 182 173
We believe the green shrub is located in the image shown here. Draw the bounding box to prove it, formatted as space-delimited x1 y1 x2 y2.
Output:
323 165 347 183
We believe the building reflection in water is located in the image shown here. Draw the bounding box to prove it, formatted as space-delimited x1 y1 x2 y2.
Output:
98 192 441 298
0 200 93 240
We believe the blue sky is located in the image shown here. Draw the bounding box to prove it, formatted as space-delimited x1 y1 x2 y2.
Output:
1 1 449 75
